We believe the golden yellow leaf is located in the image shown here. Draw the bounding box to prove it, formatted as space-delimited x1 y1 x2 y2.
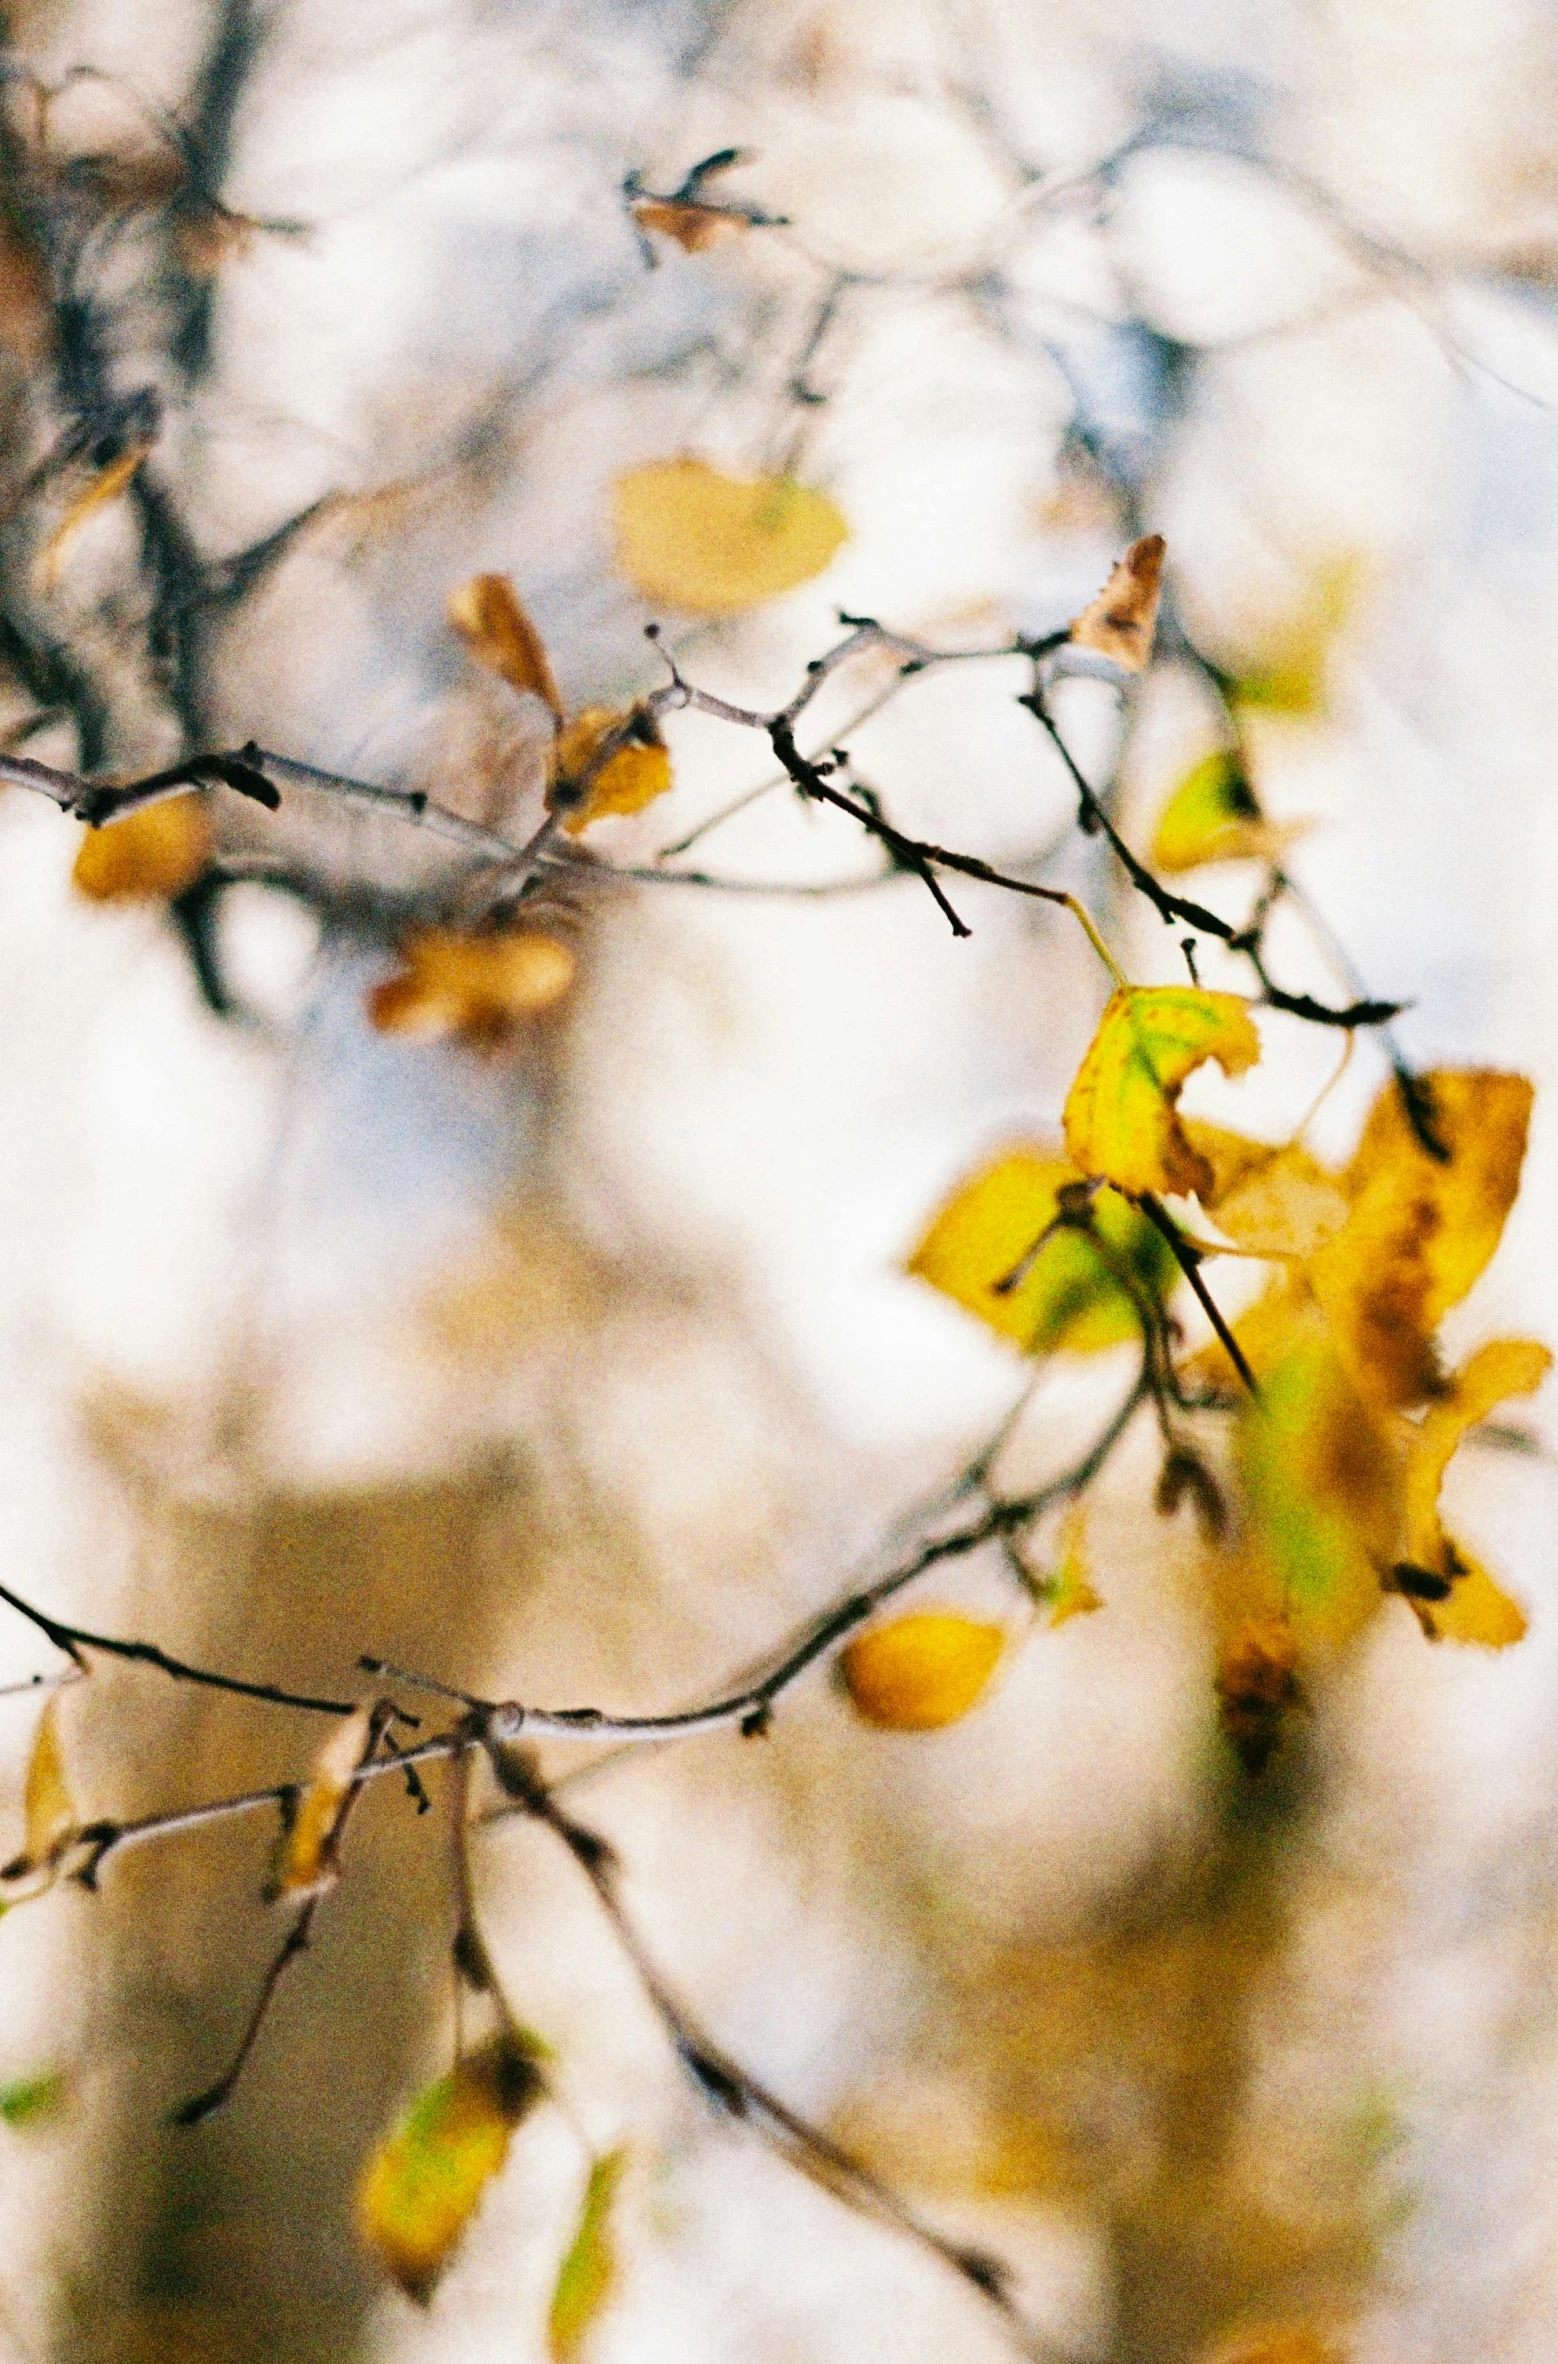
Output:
1236 1332 1400 1660
1150 751 1303 873
1182 1123 1351 1262
357 2036 544 2305
1391 1335 1549 1647
269 1703 373 1901
1063 989 1262 1200
1204 2326 1346 2364
1 1695 77 1891
1232 554 1361 716
612 458 847 615
72 795 212 902
40 439 150 589
1068 534 1165 672
551 707 673 835
549 2147 627 2362
368 928 577 1048
906 1150 1175 1355
632 199 747 253
1046 1503 1102 1626
448 575 563 717
841 1613 1005 1731
1310 1070 1533 1406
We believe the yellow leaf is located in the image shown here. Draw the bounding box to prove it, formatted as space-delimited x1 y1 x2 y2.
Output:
1391 1336 1549 1647
1204 2325 1347 2364
448 575 563 717
1150 751 1303 873
368 928 577 1048
906 1150 1175 1355
632 199 748 254
40 439 150 589
72 795 212 902
549 2147 627 2362
269 1703 373 1901
1214 1618 1303 1777
841 1613 1005 1731
1068 535 1164 672
1310 1070 1533 1406
1046 1503 1102 1626
551 707 673 835
1237 1331 1401 1659
612 459 847 615
1063 989 1262 1200
357 2036 544 2305
1232 554 1361 716
2 1696 77 1892
1182 1123 1351 1262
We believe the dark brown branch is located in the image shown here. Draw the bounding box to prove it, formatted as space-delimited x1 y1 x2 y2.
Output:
0 1577 357 1716
1138 1196 1260 1400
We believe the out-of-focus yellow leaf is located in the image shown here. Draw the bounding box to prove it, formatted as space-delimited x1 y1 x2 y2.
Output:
1232 555 1360 716
269 1703 373 1901
906 1150 1175 1354
550 707 672 835
1310 1070 1533 1406
549 2147 627 2361
368 927 577 1048
612 458 847 615
449 575 563 717
1045 1503 1102 1626
0 2069 66 2127
842 1613 1005 1731
1214 1618 1303 1777
72 795 211 902
1391 1335 1549 1647
1237 1330 1400 1660
40 439 150 589
2 1695 77 1892
1204 2325 1347 2364
1064 989 1262 1200
1068 534 1164 672
357 2035 545 2305
1183 1123 1351 1262
1150 751 1303 873
632 199 748 253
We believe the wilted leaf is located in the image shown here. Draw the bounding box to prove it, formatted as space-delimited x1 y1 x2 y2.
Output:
613 458 847 615
1068 535 1165 673
631 199 748 254
1045 1504 1102 1626
72 795 212 902
1310 1070 1533 1406
368 928 577 1047
1214 1619 1303 1776
449 575 563 717
1150 751 1302 873
40 439 151 589
550 707 673 835
1232 555 1361 716
0 2069 66 2127
1064 989 1262 1200
269 1703 373 1901
1237 1329 1400 1659
1183 1124 1351 1261
549 2147 627 2361
841 1613 1005 1730
1392 1335 1550 1646
906 1150 1174 1354
357 2035 545 2304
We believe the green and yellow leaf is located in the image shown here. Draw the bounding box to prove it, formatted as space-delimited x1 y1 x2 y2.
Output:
549 2147 627 2362
1150 750 1301 873
0 2069 66 2127
1064 989 1262 1200
841 1612 1005 1731
1231 554 1361 716
907 1150 1174 1354
357 2036 545 2305
613 458 847 615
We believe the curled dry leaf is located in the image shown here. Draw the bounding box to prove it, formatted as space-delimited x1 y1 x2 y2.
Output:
357 2035 545 2305
907 1149 1174 1355
2 1695 77 1891
269 1702 374 1901
613 458 847 615
551 707 672 834
631 198 749 254
549 2146 628 2362
368 928 577 1048
1067 534 1165 673
841 1612 1005 1731
72 794 212 902
1063 988 1262 1201
1181 1122 1351 1262
1150 750 1306 874
448 574 564 718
